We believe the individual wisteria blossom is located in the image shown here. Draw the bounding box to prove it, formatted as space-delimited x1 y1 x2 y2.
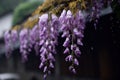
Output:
39 13 59 79
30 25 40 55
19 29 32 62
60 10 85 74
4 30 18 58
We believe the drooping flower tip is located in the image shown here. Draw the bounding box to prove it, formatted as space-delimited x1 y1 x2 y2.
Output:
43 74 47 80
69 66 76 74
4 30 18 58
72 68 76 74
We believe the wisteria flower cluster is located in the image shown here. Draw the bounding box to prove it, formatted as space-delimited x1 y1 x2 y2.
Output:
19 29 32 62
4 9 85 79
30 25 40 55
3 0 120 79
4 30 18 58
38 13 59 78
89 0 113 28
90 0 103 27
59 10 85 73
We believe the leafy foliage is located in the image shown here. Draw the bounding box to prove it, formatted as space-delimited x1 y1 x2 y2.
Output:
12 0 43 26
0 0 26 16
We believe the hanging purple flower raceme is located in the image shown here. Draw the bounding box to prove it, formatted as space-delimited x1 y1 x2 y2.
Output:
90 0 103 28
19 29 32 62
89 0 113 28
60 10 85 74
39 13 59 79
30 25 40 55
4 30 18 58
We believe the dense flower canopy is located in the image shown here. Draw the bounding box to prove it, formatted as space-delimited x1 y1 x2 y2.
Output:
4 0 120 79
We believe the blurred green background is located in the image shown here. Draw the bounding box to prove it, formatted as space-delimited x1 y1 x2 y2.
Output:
12 0 43 26
0 0 43 26
0 0 26 16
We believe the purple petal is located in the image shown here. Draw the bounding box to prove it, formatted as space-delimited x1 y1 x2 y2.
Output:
48 53 55 61
66 10 72 19
72 68 76 74
65 55 73 62
52 14 58 20
60 24 67 31
39 14 48 26
63 48 69 54
77 39 83 46
74 58 79 65
69 66 73 71
39 40 44 46
71 44 77 50
39 63 44 69
73 28 82 36
63 37 70 47
43 66 47 72
75 47 81 56
49 62 54 68
45 40 49 46
59 9 66 22
40 46 44 53
62 31 69 38
43 74 47 79
48 45 52 50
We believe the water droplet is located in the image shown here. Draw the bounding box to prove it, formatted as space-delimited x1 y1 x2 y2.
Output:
91 47 94 50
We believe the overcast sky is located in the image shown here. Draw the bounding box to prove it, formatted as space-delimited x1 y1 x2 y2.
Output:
0 14 12 38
